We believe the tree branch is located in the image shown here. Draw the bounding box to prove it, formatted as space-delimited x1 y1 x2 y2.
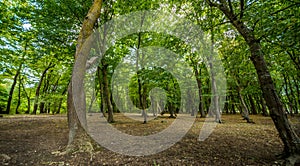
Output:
240 0 244 19
271 2 300 15
228 0 234 14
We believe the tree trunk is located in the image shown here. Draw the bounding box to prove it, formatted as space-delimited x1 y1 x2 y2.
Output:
237 87 253 123
33 63 54 114
15 73 22 114
208 7 221 123
101 62 114 123
5 64 21 114
21 78 31 114
260 96 268 116
97 66 105 116
194 67 205 117
250 95 259 115
66 0 102 153
208 0 300 156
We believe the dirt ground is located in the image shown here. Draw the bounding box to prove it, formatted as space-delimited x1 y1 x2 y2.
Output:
0 114 299 166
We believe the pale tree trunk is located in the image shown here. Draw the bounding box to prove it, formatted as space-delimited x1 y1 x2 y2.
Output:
207 0 300 161
237 87 254 123
66 0 102 153
208 6 221 123
15 73 22 114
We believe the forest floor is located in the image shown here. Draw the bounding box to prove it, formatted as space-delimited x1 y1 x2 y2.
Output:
0 114 299 166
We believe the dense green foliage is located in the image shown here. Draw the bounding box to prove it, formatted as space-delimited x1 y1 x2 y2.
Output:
0 0 299 117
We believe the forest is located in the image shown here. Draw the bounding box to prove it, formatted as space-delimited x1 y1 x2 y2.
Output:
0 0 300 165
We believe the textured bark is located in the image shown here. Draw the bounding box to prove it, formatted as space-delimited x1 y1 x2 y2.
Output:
207 0 300 156
67 0 102 150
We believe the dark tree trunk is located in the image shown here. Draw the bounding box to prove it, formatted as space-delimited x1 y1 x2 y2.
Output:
102 63 114 123
195 67 205 117
248 95 257 115
21 78 31 114
5 64 21 114
260 96 268 116
33 63 54 114
207 0 300 156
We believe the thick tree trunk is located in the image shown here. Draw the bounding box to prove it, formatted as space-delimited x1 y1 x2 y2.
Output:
208 0 300 156
66 0 102 152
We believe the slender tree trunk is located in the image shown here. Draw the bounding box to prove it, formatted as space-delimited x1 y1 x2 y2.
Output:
237 87 253 123
208 7 221 123
260 96 268 116
102 63 114 123
33 63 54 114
5 64 22 114
21 78 31 114
293 76 300 114
208 0 300 156
195 67 205 117
97 66 105 116
136 32 147 123
15 73 22 114
248 95 257 115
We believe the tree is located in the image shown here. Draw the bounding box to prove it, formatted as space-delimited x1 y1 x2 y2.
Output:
66 0 103 152
206 0 300 162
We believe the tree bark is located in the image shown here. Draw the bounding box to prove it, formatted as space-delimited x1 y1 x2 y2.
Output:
101 62 114 123
208 6 221 123
66 0 102 152
20 78 31 114
5 64 22 114
207 0 300 156
15 72 22 114
194 67 205 117
248 95 257 115
33 63 54 114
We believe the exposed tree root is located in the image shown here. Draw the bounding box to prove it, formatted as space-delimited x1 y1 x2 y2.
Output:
283 154 300 166
275 153 300 166
52 131 101 162
242 116 255 124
